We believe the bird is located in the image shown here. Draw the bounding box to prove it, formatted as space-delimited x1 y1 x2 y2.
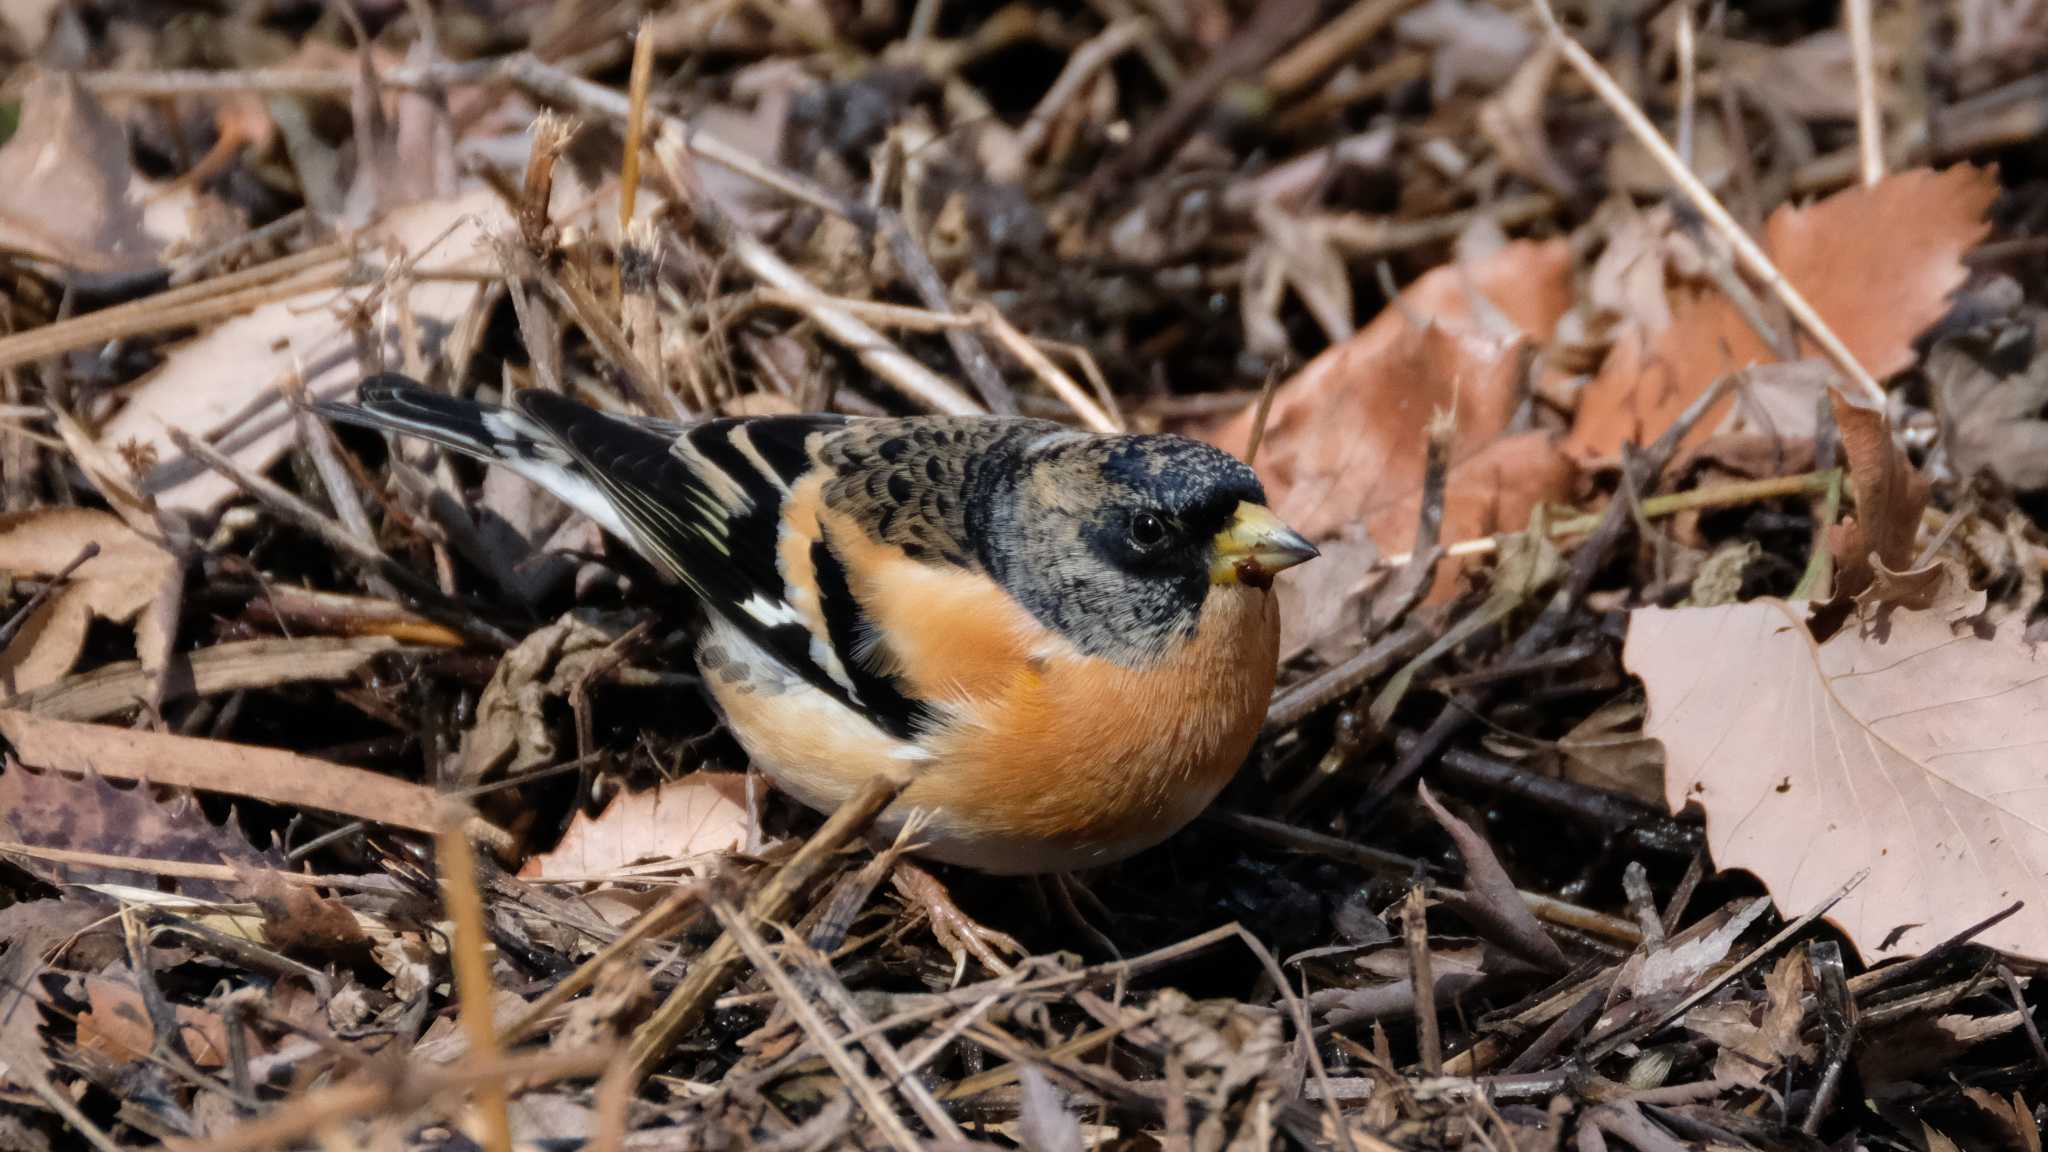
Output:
321 374 1318 875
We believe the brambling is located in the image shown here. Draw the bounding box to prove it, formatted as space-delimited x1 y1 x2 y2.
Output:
323 374 1317 874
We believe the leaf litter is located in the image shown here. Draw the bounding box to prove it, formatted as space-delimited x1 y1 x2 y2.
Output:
1 3 2047 1151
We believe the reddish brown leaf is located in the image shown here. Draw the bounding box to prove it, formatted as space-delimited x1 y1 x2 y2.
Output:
1201 240 1575 584
1824 379 1930 602
1568 166 1998 461
75 977 248 1069
237 867 369 956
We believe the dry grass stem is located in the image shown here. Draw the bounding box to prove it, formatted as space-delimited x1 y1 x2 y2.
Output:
435 807 514 1152
1529 0 1889 405
1848 0 1885 186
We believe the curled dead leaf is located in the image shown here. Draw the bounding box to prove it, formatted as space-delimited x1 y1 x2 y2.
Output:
1824 377 1929 604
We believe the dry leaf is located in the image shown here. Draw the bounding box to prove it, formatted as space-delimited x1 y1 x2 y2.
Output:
97 189 506 514
0 0 62 53
1824 377 1929 603
463 614 627 785
1478 43 1576 197
0 712 440 832
1557 695 1665 806
1721 359 1836 442
0 509 176 695
1569 166 1998 461
1275 528 1379 660
1418 782 1568 971
1251 201 1355 347
0 74 169 276
1626 562 2048 961
237 867 369 955
1722 32 1879 121
1201 241 1575 590
1691 950 1816 1085
0 764 281 903
519 773 750 880
75 977 246 1069
1930 338 2048 491
1964 1088 2044 1152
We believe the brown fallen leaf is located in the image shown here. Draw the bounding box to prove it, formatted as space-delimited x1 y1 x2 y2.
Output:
1395 0 1535 99
1478 43 1576 197
1569 166 1998 462
1556 695 1665 807
1687 950 1816 1086
76 976 248 1069
1626 561 2048 962
1930 336 2048 491
0 712 440 833
519 773 750 880
1201 240 1575 593
0 509 177 695
237 867 369 956
0 763 280 903
0 898 106 1092
1722 31 1882 121
96 188 506 514
1962 1088 2044 1152
1824 376 1929 604
463 614 629 786
0 74 172 276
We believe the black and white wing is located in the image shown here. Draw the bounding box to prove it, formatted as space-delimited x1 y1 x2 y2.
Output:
322 374 946 738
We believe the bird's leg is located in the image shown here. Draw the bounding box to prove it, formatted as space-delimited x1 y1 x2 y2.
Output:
890 860 1023 980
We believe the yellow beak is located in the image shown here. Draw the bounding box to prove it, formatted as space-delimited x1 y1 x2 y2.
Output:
1210 502 1319 588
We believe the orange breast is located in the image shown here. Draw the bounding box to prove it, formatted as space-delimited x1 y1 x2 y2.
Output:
709 513 1282 872
905 586 1279 860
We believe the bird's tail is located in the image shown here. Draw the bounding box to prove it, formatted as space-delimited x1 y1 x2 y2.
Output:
316 373 634 540
316 373 549 463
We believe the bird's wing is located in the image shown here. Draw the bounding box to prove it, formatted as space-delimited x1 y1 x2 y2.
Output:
512 395 1031 740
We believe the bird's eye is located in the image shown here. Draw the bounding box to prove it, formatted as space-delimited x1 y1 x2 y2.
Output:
1130 511 1168 549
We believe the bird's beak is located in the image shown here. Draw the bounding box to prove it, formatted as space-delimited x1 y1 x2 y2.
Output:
1210 502 1319 588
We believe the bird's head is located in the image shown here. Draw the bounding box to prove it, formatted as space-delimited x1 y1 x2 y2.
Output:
978 430 1318 665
